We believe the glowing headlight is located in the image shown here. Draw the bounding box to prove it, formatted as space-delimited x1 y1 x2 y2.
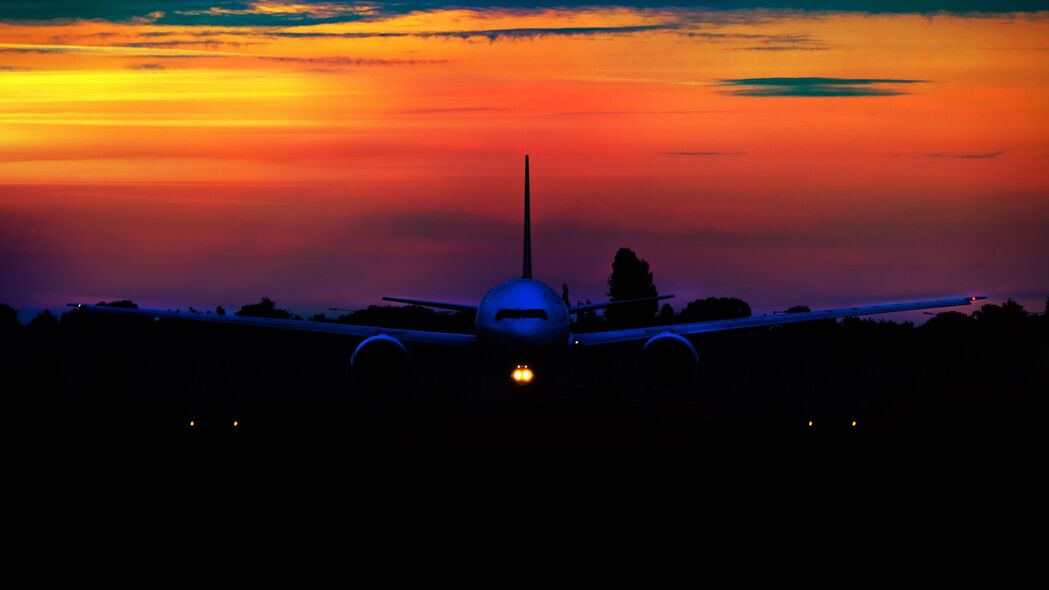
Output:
511 365 534 384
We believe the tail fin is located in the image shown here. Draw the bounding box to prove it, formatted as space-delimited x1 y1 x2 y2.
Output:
522 154 532 279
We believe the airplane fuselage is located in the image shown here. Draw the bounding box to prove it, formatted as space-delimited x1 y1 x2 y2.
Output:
475 278 570 354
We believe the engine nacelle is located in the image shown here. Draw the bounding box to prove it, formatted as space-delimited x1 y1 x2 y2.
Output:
351 334 411 385
639 332 699 391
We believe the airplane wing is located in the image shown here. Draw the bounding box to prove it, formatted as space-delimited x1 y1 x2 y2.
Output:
573 296 985 347
381 297 477 313
569 295 674 314
68 304 476 347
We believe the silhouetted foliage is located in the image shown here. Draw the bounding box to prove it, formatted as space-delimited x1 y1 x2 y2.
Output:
973 298 1029 324
571 299 604 332
778 303 838 335
605 247 658 327
921 310 973 334
0 303 20 334
236 297 298 320
680 297 752 323
98 299 138 309
26 309 59 345
657 303 676 324
337 305 473 333
216 305 226 316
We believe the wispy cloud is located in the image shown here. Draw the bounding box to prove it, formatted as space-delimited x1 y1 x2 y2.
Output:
0 42 238 58
736 45 829 51
3 2 1049 26
662 151 746 156
270 23 677 41
396 107 506 114
720 77 927 97
924 151 1004 159
548 109 730 116
0 42 446 67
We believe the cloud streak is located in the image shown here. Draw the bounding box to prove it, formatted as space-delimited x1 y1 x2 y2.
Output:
0 43 447 67
3 2 1049 26
662 151 746 156
720 77 927 97
270 23 677 41
923 151 1004 159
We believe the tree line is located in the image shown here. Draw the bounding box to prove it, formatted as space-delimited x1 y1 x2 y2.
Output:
1 246 1046 338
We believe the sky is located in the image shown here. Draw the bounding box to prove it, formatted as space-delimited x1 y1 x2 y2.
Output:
1 1 1047 318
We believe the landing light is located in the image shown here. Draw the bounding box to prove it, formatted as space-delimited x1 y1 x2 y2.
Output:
807 420 813 428
189 420 195 428
232 419 239 428
511 365 534 384
851 420 857 428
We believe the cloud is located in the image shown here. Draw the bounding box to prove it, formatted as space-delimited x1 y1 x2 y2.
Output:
3 3 1049 26
736 45 830 51
0 42 237 58
270 23 677 41
924 151 1004 158
260 55 447 66
662 151 746 156
720 77 927 97
548 109 730 116
0 43 446 67
128 62 165 70
396 107 506 114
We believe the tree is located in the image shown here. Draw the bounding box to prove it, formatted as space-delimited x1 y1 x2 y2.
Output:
605 247 658 327
235 297 294 320
785 305 810 314
0 304 20 333
972 299 1028 324
26 309 59 343
680 297 752 323
98 299 138 309
657 303 676 324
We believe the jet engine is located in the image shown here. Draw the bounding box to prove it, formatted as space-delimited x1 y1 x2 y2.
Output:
639 332 699 391
351 334 411 385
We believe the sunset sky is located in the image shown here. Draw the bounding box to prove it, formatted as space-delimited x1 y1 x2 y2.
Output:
1 1 1047 317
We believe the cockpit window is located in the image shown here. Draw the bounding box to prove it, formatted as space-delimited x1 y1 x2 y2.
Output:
495 309 548 321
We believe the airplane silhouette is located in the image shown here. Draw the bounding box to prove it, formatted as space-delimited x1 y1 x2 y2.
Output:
72 156 985 388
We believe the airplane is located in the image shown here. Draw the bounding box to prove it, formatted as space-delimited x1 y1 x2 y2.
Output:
71 155 985 390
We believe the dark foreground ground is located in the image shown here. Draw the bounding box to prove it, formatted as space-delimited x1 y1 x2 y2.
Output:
4 308 1048 587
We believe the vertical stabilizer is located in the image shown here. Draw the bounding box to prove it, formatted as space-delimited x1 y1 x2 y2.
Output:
522 154 532 279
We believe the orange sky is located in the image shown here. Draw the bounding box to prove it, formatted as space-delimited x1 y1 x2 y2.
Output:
1 7 1047 314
